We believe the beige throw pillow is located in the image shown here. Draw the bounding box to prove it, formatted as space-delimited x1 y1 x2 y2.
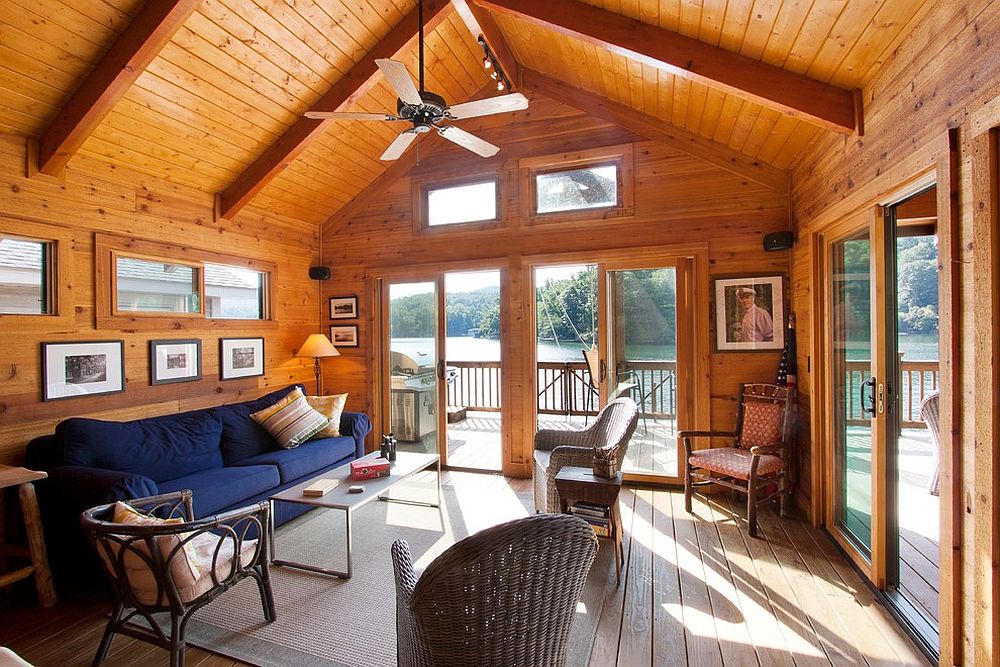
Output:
306 393 348 438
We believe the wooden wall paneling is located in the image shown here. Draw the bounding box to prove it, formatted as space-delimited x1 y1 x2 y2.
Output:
0 132 319 467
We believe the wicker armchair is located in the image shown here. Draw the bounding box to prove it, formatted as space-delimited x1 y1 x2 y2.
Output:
919 390 941 496
81 490 275 667
681 383 793 538
533 397 638 513
391 513 598 667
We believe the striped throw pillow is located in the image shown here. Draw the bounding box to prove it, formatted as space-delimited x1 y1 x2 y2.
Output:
251 388 330 449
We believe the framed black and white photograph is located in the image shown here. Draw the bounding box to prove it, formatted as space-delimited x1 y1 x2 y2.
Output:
329 296 358 319
150 339 201 385
220 337 265 379
714 275 785 351
329 325 359 348
42 340 125 401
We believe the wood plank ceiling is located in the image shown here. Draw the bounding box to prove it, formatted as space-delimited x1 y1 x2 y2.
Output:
0 0 938 226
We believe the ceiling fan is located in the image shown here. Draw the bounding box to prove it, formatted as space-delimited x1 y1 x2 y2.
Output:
305 0 528 161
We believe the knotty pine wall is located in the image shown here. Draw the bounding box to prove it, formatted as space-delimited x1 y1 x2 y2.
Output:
789 0 1000 662
321 95 793 482
0 133 324 466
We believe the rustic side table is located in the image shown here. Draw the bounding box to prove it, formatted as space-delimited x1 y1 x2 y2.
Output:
0 465 56 607
554 466 624 585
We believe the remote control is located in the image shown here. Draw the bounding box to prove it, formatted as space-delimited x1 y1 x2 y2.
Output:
348 485 364 494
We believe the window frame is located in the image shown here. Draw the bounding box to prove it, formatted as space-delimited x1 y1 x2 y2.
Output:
0 217 73 326
95 233 275 330
520 144 635 225
413 173 502 234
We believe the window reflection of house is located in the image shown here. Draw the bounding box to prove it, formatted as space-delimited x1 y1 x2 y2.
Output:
0 238 46 314
113 258 263 318
537 165 617 214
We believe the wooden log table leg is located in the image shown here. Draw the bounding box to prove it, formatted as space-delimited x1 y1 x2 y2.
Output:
18 482 56 608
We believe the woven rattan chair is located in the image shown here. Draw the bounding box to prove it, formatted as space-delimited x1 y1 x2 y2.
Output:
81 490 275 667
391 513 598 667
919 390 941 496
533 397 638 513
681 383 793 538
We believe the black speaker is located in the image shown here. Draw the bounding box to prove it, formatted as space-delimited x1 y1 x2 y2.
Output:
309 266 331 280
763 231 794 252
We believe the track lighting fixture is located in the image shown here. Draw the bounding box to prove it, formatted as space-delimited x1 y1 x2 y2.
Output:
478 36 512 94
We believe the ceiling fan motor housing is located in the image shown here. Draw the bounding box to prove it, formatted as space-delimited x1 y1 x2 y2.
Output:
398 91 447 132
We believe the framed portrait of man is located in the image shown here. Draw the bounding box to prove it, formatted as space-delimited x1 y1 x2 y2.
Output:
713 276 785 351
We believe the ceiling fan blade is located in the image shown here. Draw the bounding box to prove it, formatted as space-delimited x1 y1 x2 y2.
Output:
380 130 419 161
305 111 399 121
437 125 499 158
375 58 423 107
446 93 529 120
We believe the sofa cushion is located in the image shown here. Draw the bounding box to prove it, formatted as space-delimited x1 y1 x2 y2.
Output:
216 386 301 465
231 436 356 484
60 412 224 483
306 394 348 438
251 388 329 449
157 465 279 518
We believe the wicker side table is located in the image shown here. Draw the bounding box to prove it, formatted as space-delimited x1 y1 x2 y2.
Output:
554 466 624 585
0 465 56 607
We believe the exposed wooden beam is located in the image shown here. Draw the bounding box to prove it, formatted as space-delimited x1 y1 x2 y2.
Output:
36 0 201 176
451 0 521 87
323 134 445 234
520 69 788 192
473 0 860 135
218 0 452 221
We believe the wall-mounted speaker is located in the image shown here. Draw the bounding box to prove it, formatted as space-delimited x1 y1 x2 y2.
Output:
763 231 794 252
309 266 331 280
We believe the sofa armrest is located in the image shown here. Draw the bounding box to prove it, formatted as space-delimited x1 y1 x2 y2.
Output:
40 465 159 509
340 411 372 459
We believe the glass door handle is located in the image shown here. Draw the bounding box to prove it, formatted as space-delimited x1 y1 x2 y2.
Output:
599 359 607 383
436 360 445 381
860 376 877 417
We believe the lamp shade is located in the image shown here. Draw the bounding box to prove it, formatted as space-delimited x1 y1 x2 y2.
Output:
296 333 340 359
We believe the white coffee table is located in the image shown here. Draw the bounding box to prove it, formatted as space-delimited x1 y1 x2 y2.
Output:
269 451 440 579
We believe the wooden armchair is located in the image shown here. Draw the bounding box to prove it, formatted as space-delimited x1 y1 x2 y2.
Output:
681 383 793 537
81 490 275 667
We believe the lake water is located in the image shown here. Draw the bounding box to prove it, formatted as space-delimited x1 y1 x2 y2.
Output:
391 333 939 364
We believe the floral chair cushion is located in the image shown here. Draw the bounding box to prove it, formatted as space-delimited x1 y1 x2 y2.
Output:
688 447 783 480
738 400 784 448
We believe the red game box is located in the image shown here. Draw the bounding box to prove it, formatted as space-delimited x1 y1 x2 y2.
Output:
350 458 390 480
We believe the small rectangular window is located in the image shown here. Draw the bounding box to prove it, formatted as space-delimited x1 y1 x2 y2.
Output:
205 263 266 319
0 237 50 314
427 180 497 226
536 164 618 214
115 256 201 314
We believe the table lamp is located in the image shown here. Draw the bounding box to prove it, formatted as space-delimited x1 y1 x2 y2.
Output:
296 333 339 394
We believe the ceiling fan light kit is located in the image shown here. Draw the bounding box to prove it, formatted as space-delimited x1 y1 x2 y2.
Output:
304 0 527 161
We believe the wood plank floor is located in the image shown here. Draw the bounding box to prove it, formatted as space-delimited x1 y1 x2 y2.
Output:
0 473 928 666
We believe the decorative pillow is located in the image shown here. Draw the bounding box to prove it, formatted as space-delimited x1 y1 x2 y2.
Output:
109 502 201 604
250 387 330 449
738 400 784 448
306 393 348 438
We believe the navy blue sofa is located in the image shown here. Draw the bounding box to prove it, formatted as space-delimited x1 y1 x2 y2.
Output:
25 385 371 580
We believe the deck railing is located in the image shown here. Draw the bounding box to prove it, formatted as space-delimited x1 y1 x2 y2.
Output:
844 359 939 427
447 359 678 421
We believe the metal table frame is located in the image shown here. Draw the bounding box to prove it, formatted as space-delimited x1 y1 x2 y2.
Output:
269 452 441 579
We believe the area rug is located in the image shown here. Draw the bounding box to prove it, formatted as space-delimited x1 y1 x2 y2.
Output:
181 480 613 666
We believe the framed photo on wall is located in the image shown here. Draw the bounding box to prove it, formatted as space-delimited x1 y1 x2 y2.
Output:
713 275 785 351
42 340 125 401
330 325 359 348
150 339 202 385
220 337 265 379
329 296 358 319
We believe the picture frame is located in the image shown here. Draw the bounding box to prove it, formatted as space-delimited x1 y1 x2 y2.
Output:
42 340 125 401
149 339 202 385
713 275 785 352
329 296 358 319
330 325 359 348
220 337 265 380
